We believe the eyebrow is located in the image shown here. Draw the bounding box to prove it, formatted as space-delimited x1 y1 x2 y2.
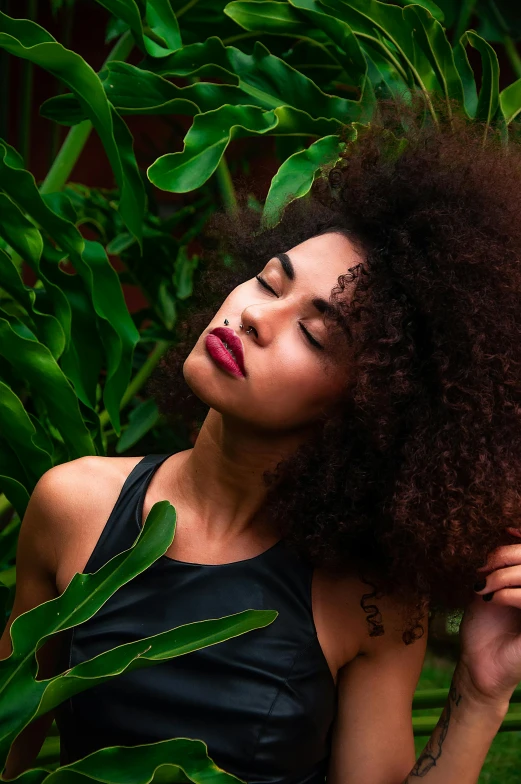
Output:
274 252 342 319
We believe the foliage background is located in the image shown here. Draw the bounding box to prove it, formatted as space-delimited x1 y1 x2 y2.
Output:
2 0 521 780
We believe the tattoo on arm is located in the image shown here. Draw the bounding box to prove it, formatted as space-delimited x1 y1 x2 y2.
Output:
402 682 463 781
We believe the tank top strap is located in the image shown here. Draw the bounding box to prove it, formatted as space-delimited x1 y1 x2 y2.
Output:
85 453 172 573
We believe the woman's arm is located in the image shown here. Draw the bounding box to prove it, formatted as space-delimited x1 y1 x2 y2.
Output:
327 595 509 784
403 662 509 783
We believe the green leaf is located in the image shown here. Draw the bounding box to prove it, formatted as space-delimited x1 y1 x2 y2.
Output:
0 247 66 357
391 0 444 23
262 134 347 228
0 11 145 244
142 36 241 82
115 398 160 453
147 103 343 193
0 501 177 760
29 737 246 784
37 607 277 720
0 318 96 459
402 5 465 114
45 38 366 126
224 0 309 34
0 382 53 487
173 246 199 300
0 455 30 521
0 193 42 265
320 0 439 117
463 30 501 133
453 33 479 118
362 39 410 103
95 0 182 58
287 0 371 100
0 500 277 768
0 141 140 434
500 77 521 124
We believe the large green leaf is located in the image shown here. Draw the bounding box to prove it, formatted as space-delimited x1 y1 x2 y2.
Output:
148 103 343 193
44 39 366 126
17 738 245 784
0 500 177 760
95 0 182 57
0 141 140 434
0 11 145 244
319 0 440 114
0 500 277 770
37 607 277 718
41 62 263 124
262 134 347 228
402 5 465 115
0 319 96 459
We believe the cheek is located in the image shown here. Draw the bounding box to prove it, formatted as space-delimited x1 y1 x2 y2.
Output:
253 349 343 417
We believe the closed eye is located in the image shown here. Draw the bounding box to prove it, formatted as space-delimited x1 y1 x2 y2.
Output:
255 275 324 350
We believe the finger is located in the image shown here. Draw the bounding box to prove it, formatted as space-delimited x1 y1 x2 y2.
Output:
474 564 521 594
476 543 521 573
479 586 521 609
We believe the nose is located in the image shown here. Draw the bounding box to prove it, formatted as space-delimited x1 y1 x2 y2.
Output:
239 306 270 346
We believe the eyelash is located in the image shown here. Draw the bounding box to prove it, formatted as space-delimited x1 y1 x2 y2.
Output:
255 274 323 350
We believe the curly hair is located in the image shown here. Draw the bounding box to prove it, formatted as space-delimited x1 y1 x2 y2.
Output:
146 104 521 645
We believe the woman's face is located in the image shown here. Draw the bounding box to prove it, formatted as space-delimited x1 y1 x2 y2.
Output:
183 231 361 432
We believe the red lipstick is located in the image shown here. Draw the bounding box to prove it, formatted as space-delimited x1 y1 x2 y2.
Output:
205 327 246 378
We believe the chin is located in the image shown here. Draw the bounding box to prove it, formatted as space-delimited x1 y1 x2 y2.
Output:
182 351 237 410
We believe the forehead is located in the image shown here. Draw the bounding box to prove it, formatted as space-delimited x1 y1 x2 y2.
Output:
285 231 361 283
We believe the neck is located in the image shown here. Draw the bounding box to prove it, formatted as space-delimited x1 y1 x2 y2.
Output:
170 408 317 543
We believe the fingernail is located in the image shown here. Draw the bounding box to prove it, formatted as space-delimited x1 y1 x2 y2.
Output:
473 578 487 592
483 592 495 602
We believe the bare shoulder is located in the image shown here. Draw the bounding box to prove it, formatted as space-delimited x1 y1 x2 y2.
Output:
313 566 428 672
46 455 145 593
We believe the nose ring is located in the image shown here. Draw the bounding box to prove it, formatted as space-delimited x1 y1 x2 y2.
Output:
227 321 251 334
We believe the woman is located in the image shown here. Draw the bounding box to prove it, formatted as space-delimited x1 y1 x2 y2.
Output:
2 110 521 783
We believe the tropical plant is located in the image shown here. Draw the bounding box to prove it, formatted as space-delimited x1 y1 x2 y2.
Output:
3 0 521 778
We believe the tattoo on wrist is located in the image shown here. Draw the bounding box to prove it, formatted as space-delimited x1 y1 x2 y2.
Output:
402 681 463 781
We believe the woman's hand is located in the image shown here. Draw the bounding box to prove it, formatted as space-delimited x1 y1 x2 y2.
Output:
458 527 521 707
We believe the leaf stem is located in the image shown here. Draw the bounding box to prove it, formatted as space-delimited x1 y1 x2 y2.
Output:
176 0 200 20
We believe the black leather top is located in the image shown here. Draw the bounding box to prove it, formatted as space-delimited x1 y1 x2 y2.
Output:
55 454 337 783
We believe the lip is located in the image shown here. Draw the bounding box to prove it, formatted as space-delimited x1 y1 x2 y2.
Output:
205 327 246 378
